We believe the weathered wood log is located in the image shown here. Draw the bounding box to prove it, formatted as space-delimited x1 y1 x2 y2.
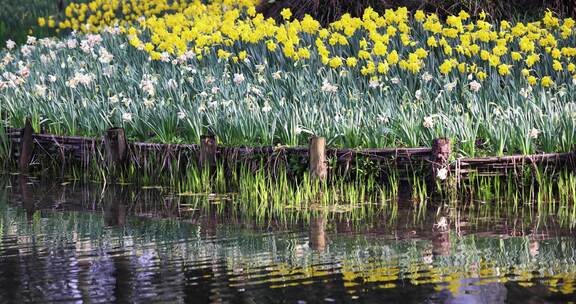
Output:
34 133 98 145
18 119 34 173
222 146 431 158
132 142 198 151
199 135 217 171
458 152 573 164
309 136 327 181
104 128 127 166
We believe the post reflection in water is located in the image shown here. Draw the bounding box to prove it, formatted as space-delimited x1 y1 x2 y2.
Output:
0 177 576 303
432 231 452 257
18 175 35 220
309 215 326 251
530 239 540 257
103 187 127 227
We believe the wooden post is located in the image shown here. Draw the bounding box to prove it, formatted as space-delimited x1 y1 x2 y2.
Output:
199 135 217 171
18 118 34 173
309 136 327 181
431 138 451 180
104 128 127 167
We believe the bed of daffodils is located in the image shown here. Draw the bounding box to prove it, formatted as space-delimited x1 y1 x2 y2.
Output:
1 0 575 156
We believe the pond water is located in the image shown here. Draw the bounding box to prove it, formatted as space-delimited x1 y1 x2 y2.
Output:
1 176 576 303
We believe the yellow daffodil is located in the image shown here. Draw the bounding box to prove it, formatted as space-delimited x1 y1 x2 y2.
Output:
329 57 343 68
346 57 358 67
498 64 511 76
541 76 554 87
280 8 292 21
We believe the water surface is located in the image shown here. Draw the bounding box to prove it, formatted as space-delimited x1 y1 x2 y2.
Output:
1 177 575 303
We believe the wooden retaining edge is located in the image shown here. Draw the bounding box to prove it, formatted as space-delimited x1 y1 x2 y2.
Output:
6 128 432 161
454 152 575 172
457 152 574 164
220 146 432 159
451 151 576 181
5 126 575 179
